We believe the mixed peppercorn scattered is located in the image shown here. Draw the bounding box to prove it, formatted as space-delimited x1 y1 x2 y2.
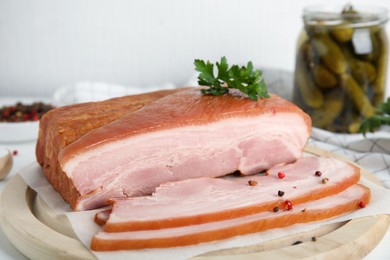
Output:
0 102 55 122
285 200 293 210
321 178 329 184
248 180 258 186
292 240 303 245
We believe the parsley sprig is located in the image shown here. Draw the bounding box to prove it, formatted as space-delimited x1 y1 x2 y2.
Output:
359 97 390 134
194 57 270 101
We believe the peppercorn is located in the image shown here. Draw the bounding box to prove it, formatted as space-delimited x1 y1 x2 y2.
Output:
315 170 322 177
0 102 55 122
321 178 329 184
273 206 279 212
278 190 285 197
248 180 258 186
292 241 302 245
285 200 293 210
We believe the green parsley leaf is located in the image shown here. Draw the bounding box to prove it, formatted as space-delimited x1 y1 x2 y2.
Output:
359 97 390 134
194 57 269 101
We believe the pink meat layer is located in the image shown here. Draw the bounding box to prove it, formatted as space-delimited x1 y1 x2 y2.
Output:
91 184 370 251
102 156 360 232
59 88 311 210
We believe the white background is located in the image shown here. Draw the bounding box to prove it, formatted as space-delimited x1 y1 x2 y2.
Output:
1 0 390 97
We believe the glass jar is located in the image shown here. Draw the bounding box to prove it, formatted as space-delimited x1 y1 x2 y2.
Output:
293 4 388 133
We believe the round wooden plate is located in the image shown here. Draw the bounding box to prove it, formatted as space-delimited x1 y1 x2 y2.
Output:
0 146 389 259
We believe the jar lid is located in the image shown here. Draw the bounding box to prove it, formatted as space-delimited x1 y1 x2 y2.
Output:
303 4 388 27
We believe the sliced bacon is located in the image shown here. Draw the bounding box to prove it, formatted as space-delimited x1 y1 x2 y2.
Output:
94 209 112 226
99 156 360 231
91 184 370 251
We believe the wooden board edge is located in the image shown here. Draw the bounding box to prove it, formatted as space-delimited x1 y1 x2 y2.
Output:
0 175 95 260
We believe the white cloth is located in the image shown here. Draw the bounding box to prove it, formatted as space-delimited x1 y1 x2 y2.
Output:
310 127 390 189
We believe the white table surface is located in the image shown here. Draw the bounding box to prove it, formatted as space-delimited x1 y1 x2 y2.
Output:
0 91 389 259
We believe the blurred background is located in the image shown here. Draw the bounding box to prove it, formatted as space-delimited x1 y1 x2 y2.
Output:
1 0 390 97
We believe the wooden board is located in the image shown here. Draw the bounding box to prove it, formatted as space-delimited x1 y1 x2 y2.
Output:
0 146 389 259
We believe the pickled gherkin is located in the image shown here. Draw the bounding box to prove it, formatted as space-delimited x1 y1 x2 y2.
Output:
350 59 377 84
311 89 344 130
373 29 389 105
331 26 354 43
340 74 375 118
294 43 324 108
293 4 388 133
312 64 338 88
310 33 348 74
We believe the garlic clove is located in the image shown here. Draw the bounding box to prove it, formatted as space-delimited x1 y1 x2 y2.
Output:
0 148 13 181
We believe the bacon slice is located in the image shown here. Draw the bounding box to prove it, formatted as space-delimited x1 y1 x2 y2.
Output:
95 209 112 227
100 156 360 231
58 88 311 210
91 184 370 251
